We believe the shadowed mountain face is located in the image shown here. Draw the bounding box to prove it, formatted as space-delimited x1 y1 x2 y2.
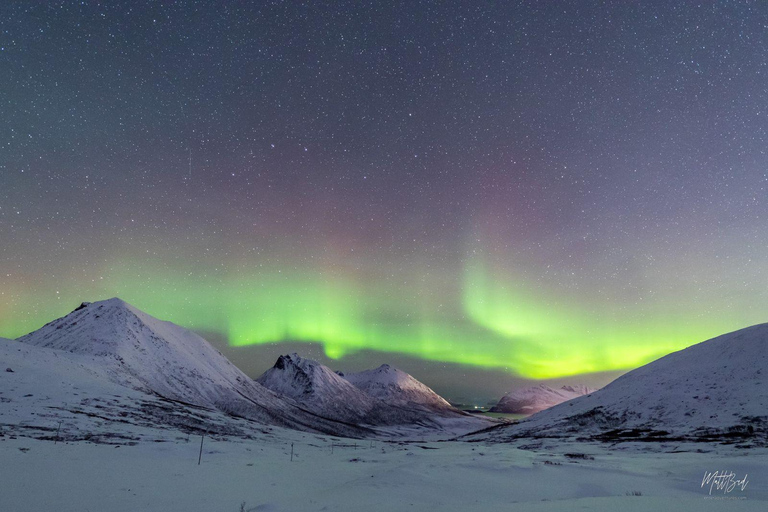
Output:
467 323 768 444
257 353 383 424
257 354 491 433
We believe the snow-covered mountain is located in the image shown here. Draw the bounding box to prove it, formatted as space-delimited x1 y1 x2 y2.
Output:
341 364 454 412
4 299 491 440
1 334 253 443
13 298 371 438
257 353 383 425
257 354 492 434
468 323 768 444
489 384 595 415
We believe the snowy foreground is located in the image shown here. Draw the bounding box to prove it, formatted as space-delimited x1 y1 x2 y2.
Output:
1 429 765 512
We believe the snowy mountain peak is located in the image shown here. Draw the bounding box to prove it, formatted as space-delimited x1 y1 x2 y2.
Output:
14 299 375 437
74 301 91 311
17 297 230 365
269 355 308 393
489 384 596 415
559 384 594 395
273 353 307 371
16 298 253 400
256 354 488 432
259 352 351 399
18 298 145 355
10 301 486 438
257 354 386 423
343 364 453 410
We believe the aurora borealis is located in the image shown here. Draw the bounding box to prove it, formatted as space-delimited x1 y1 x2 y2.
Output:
2 2 767 388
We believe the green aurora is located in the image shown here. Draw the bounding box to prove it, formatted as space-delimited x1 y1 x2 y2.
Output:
0 253 756 379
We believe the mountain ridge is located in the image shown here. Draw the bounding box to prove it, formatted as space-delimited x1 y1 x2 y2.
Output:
15 298 373 437
489 383 596 415
10 298 492 439
257 353 492 433
466 322 768 444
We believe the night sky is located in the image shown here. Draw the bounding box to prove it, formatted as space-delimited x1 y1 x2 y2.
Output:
2 1 767 401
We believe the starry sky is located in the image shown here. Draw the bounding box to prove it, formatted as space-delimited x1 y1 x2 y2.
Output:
2 1 767 402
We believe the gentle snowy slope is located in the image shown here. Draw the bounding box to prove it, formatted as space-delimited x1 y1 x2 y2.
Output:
13 299 371 438
490 384 595 414
342 364 454 412
469 323 768 443
0 335 267 442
